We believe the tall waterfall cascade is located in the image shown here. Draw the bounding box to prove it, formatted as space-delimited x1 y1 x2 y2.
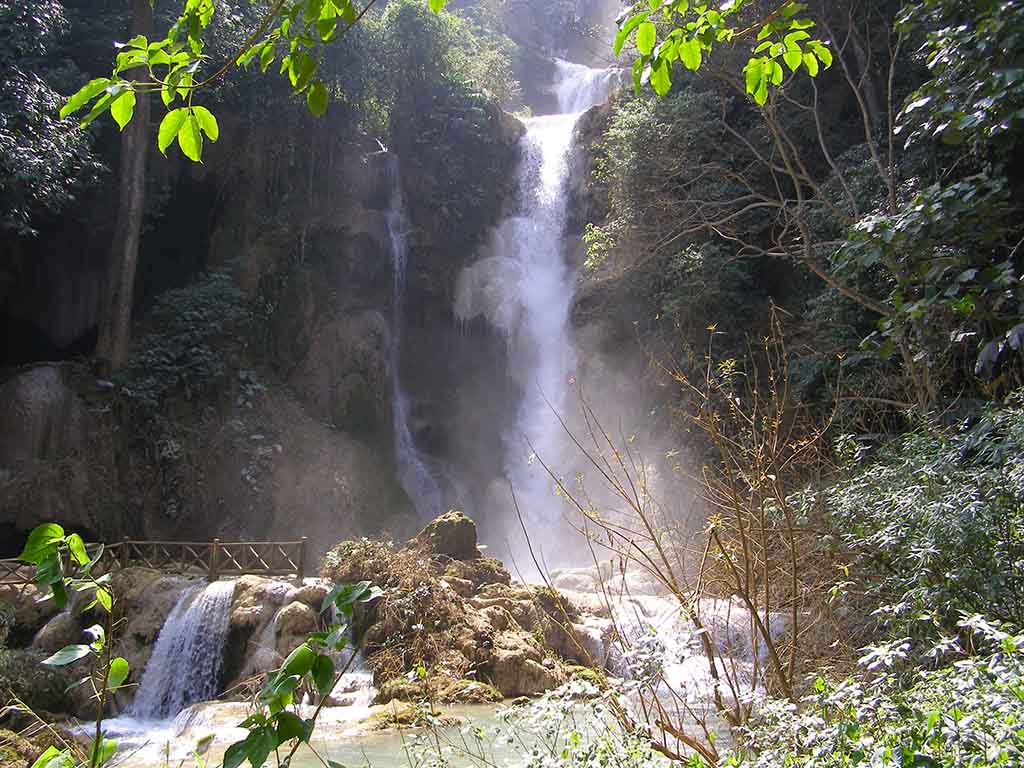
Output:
454 59 619 533
386 160 442 521
132 580 235 720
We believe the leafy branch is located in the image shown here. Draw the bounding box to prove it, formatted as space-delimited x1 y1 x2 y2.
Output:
58 0 449 162
615 0 832 101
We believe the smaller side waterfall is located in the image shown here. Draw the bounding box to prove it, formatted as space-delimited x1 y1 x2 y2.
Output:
385 159 442 521
132 580 235 720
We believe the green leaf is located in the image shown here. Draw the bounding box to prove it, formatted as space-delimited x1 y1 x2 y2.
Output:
428 0 446 11
312 654 334 694
679 38 702 71
810 41 833 67
280 643 316 677
158 108 189 154
30 747 73 768
783 49 803 72
95 586 112 612
42 644 91 666
50 580 68 610
88 737 116 767
36 552 63 587
275 712 307 744
178 113 203 162
650 58 672 96
108 657 130 689
744 59 763 95
307 80 328 117
110 90 136 131
803 52 819 76
19 524 65 564
66 534 89 567
222 742 247 768
192 106 219 141
260 42 277 71
636 22 657 56
60 80 112 119
243 726 277 768
614 12 649 56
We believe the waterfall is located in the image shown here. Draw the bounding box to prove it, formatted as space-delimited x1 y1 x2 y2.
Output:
385 160 442 521
454 60 617 533
329 649 378 708
132 580 235 720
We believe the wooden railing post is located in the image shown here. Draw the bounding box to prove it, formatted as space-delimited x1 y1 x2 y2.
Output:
120 537 130 570
209 538 220 581
297 537 308 581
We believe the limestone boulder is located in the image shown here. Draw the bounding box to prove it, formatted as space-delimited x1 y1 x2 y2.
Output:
230 576 295 630
411 511 478 561
275 601 318 657
443 557 511 589
31 612 83 654
0 582 60 643
487 630 563 697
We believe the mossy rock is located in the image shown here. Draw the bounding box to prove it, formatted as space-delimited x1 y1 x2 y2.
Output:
376 678 426 704
0 650 77 716
437 679 502 704
364 702 457 731
0 729 43 768
565 665 609 690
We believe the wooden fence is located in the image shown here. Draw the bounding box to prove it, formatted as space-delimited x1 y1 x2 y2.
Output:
0 538 308 587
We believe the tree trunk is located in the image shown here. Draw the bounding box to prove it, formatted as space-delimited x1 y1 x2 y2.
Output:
94 0 152 373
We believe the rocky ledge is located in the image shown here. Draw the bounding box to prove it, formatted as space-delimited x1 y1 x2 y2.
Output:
323 511 614 701
0 512 613 721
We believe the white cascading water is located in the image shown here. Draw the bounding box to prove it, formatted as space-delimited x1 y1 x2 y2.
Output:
386 159 442 521
454 59 618 530
132 580 235 720
329 648 378 709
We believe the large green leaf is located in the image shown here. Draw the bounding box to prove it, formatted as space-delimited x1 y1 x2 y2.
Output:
111 90 138 132
108 657 130 689
66 534 89 567
614 11 649 56
192 106 219 141
60 79 112 119
280 643 316 677
312 653 334 694
274 711 307 744
650 58 672 97
222 741 247 768
428 0 446 11
158 108 188 154
178 113 203 162
243 726 277 768
19 524 65 564
30 747 73 768
636 22 657 56
307 80 328 117
42 644 91 666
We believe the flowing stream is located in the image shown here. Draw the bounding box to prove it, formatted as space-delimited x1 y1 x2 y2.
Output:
131 580 236 720
386 158 442 521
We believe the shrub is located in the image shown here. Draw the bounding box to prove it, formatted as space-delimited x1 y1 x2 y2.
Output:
730 619 1024 768
820 396 1024 642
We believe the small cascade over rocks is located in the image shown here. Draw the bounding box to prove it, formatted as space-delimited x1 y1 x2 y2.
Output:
453 60 618 547
132 580 235 720
329 649 377 708
384 156 442 521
